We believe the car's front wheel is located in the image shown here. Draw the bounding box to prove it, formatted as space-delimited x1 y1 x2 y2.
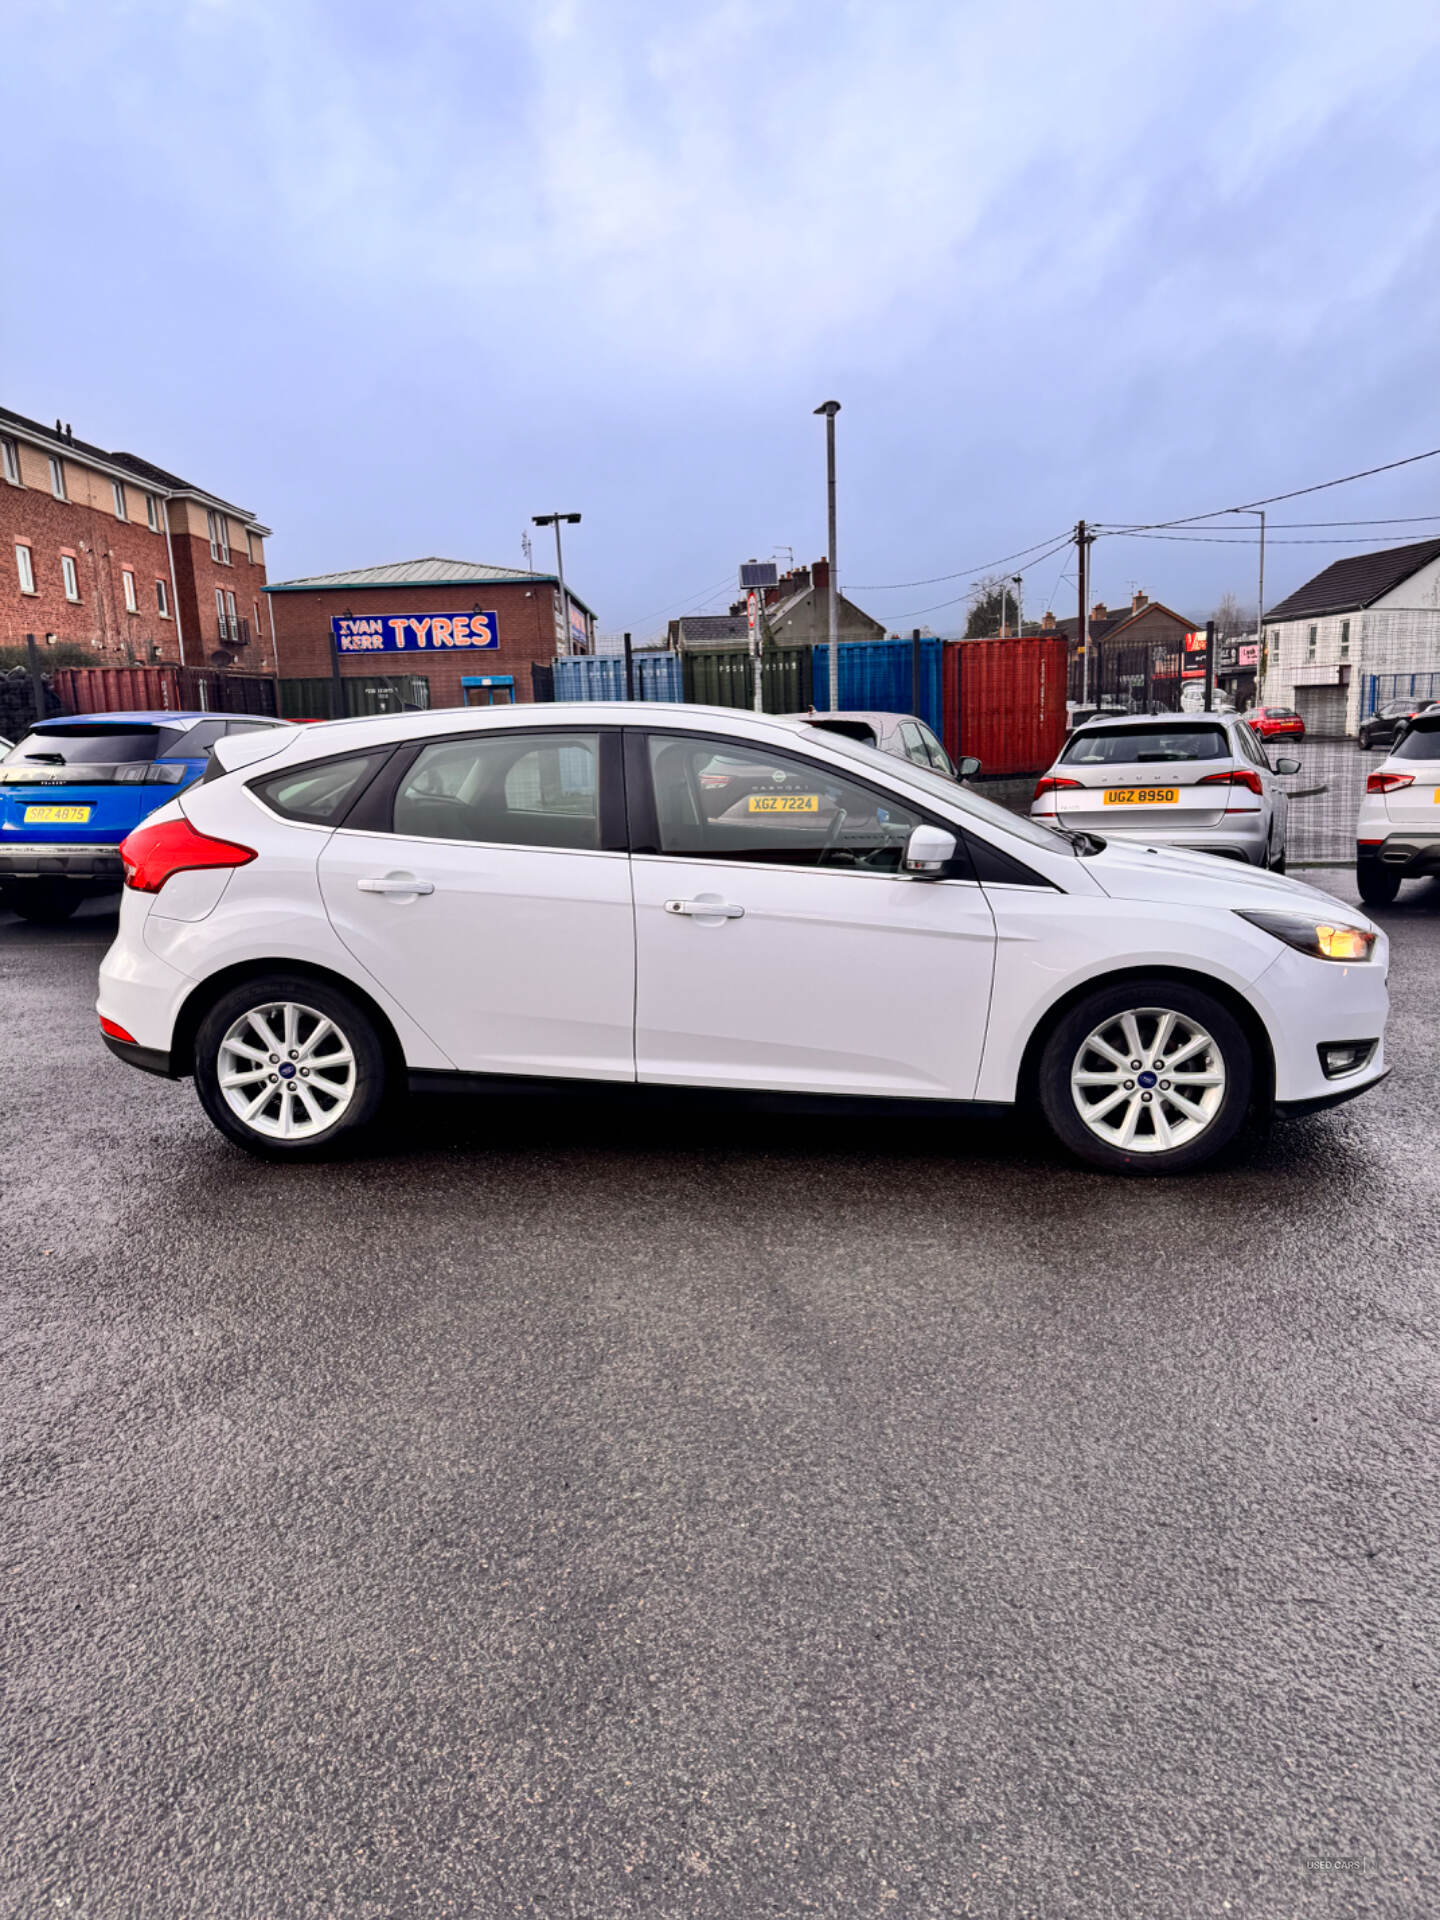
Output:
193 975 388 1158
1038 981 1254 1174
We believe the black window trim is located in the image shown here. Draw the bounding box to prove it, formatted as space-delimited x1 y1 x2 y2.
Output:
623 723 992 883
335 722 626 851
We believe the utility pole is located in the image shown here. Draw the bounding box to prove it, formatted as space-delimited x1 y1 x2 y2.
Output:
1203 617 1216 712
623 631 635 701
1226 506 1267 699
1012 574 1023 639
1076 521 1091 706
815 401 841 710
533 512 582 655
25 633 45 729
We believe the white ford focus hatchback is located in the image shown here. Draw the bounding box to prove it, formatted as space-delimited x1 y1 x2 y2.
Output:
97 703 1390 1174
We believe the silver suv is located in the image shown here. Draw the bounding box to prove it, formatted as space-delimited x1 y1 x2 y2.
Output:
1030 711 1300 868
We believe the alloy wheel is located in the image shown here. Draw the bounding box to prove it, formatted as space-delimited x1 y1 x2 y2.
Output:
217 1001 358 1141
1069 1006 1226 1155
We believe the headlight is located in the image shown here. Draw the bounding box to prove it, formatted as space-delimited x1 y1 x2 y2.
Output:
1236 909 1377 961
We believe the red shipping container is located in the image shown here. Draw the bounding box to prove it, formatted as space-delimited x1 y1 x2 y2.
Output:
948 638 1068 778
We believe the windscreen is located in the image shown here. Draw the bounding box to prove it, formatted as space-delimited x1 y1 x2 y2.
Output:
1393 719 1440 761
1062 724 1229 765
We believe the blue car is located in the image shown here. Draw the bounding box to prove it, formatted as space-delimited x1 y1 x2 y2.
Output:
0 710 291 923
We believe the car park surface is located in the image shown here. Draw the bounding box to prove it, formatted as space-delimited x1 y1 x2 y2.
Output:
4 873 1439 1916
98 702 1388 1172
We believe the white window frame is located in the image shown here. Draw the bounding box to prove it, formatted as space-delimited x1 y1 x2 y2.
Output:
122 568 138 613
1339 618 1350 660
207 509 230 564
146 493 161 532
112 479 127 520
226 588 238 640
15 543 35 594
49 456 67 501
61 554 80 602
216 586 229 639
156 578 170 617
1 438 19 485
1306 624 1317 660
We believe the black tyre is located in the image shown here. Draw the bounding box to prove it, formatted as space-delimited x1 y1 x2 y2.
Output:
1356 863 1400 909
193 974 388 1159
1038 978 1254 1175
2 881 86 924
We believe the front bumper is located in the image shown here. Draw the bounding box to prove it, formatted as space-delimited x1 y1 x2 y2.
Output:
1359 836 1440 878
0 842 124 880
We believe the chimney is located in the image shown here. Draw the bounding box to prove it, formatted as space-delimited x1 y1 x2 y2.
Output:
55 418 63 436
1091 601 1107 623
1040 610 1055 630
1131 589 1148 613
811 556 829 595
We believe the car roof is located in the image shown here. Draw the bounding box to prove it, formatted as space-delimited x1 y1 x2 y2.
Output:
785 710 928 729
1070 710 1235 728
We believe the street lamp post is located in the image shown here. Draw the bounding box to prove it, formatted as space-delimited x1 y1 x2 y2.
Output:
814 401 841 710
533 512 582 656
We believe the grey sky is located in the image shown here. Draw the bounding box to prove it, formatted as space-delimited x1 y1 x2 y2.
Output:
5 0 1440 637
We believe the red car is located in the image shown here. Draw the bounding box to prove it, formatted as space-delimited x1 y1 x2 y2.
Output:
1246 705 1306 742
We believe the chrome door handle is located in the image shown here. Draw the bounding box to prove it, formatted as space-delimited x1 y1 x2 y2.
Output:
357 874 435 895
664 897 744 918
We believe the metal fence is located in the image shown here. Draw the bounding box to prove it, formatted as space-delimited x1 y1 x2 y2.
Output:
277 674 431 721
553 653 684 702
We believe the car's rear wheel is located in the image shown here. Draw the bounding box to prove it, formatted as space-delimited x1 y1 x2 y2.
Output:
193 976 387 1158
1356 862 1401 908
1038 981 1253 1174
1 881 86 924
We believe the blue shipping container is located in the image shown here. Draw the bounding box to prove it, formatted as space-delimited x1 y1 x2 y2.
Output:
552 653 684 702
809 639 944 734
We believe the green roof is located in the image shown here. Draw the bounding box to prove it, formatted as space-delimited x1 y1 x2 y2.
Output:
264 556 596 618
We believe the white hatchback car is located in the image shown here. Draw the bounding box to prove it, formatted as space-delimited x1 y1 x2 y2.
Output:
1355 707 1440 906
1033 711 1299 868
97 703 1389 1174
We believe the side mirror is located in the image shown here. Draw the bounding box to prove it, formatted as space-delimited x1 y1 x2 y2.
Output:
904 823 957 877
957 756 981 779
1275 756 1301 775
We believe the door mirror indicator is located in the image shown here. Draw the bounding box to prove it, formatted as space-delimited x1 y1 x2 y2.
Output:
904 824 957 877
1275 757 1301 775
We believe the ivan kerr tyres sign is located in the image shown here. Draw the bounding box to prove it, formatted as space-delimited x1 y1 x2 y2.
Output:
331 612 499 655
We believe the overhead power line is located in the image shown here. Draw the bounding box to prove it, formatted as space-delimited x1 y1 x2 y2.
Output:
1096 443 1440 534
846 530 1073 591
892 534 1076 620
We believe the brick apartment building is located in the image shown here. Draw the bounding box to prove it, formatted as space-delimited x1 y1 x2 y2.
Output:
1 404 273 669
264 557 598 714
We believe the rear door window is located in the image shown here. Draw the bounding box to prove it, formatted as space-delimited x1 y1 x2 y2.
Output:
391 733 602 849
1062 725 1230 765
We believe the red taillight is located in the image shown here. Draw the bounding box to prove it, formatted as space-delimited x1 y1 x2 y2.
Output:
119 817 256 893
1366 772 1415 795
99 1016 137 1044
1033 775 1082 801
1199 767 1264 797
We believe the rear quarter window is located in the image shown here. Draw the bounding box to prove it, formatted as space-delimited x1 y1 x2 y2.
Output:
250 751 388 823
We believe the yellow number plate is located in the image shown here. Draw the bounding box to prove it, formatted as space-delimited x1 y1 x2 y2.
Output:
23 804 92 824
747 794 820 813
1103 788 1179 806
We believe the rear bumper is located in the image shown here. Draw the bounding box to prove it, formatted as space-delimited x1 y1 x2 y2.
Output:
1043 816 1270 865
0 842 123 880
1359 835 1440 878
101 1030 177 1078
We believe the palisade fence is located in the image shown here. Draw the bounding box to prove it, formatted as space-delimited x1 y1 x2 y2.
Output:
546 637 1069 783
0 664 280 737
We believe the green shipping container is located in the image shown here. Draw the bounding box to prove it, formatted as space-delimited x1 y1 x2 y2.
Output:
682 648 812 714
